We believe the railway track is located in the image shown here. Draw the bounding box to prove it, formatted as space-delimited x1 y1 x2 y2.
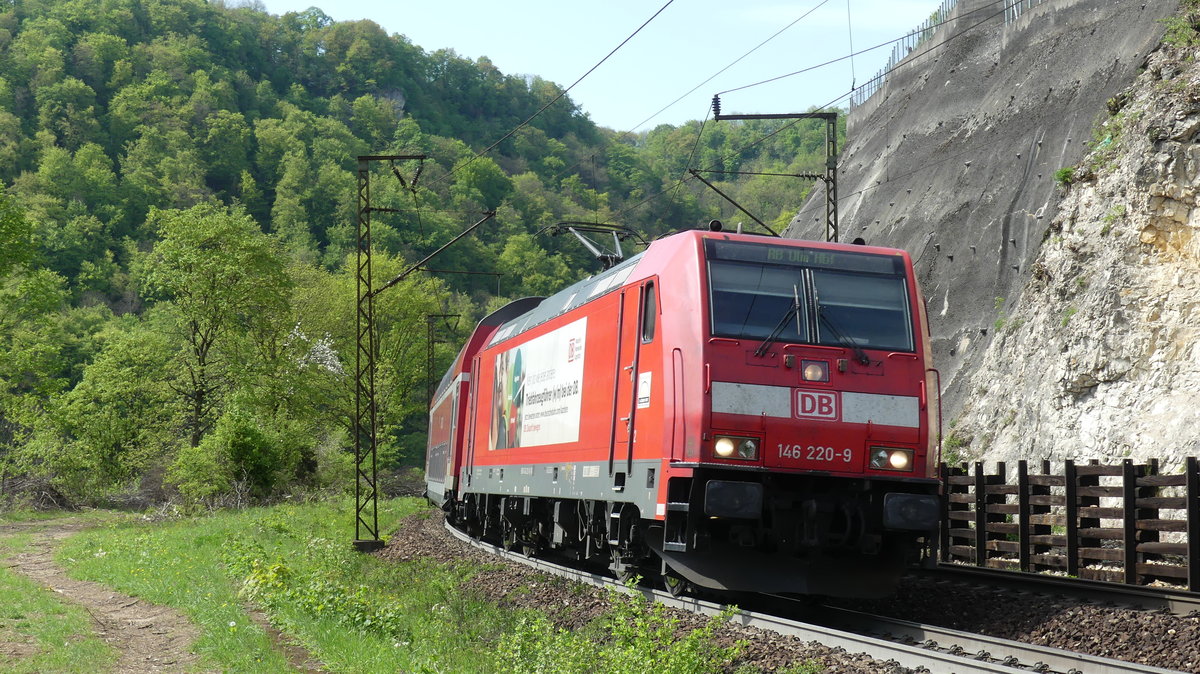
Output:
444 522 1183 673
926 563 1200 615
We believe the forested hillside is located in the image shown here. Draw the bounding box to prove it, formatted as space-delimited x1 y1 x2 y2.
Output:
0 0 843 506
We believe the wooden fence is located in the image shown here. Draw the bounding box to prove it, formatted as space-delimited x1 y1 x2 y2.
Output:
940 458 1200 590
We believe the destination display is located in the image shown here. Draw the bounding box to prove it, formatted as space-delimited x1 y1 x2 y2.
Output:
705 239 902 275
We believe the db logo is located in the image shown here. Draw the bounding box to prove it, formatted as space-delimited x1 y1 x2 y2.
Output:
567 338 583 362
795 390 838 420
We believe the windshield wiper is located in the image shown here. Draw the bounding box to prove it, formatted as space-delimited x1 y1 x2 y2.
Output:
818 306 870 365
754 285 802 357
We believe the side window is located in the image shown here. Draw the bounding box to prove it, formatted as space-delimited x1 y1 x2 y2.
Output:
641 282 657 342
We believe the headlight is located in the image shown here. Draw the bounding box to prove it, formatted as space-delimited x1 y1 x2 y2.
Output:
712 435 759 461
801 360 829 382
870 446 914 472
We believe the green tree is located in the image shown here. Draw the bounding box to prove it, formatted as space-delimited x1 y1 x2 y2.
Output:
137 203 291 447
120 127 210 218
0 194 32 278
50 316 179 498
198 109 252 196
70 31 131 98
497 233 573 297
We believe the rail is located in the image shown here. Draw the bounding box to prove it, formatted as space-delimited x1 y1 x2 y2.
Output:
927 562 1200 615
445 518 1175 673
939 458 1200 591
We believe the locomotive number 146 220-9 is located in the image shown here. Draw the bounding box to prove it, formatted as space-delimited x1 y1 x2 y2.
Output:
777 444 853 463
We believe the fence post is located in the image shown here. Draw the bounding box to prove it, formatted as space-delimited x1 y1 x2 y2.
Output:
939 462 951 563
1065 459 1079 577
1122 459 1138 585
1188 457 1200 592
1018 460 1030 572
1078 459 1102 569
974 461 986 566
1139 460 1160 577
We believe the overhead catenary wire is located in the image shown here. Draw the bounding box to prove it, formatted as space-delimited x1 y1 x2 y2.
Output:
845 0 856 89
621 0 1009 227
612 88 856 225
712 0 1017 170
618 0 1024 227
673 108 713 205
537 0 835 199
718 0 1007 96
409 0 1019 251
428 0 676 190
622 0 834 135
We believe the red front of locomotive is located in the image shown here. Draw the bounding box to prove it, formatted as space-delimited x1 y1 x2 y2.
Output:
651 232 941 596
692 232 938 477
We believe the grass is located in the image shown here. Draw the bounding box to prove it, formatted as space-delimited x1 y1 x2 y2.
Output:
0 528 117 673
56 497 437 671
942 430 971 466
50 497 751 672
58 512 297 672
0 507 113 525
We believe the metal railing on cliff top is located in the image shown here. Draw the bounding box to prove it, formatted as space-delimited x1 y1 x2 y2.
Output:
849 0 1051 110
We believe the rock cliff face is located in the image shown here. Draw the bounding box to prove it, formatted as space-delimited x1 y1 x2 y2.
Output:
786 0 1185 464
951 46 1200 469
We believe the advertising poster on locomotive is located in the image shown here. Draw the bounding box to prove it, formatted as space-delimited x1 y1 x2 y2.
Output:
490 318 586 450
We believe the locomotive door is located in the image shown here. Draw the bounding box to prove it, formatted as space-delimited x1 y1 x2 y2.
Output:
609 279 659 486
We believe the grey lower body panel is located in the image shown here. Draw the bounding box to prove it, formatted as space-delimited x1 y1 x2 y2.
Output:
464 458 664 517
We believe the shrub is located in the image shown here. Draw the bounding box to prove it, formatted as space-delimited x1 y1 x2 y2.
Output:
1162 0 1200 46
167 401 310 506
167 439 232 507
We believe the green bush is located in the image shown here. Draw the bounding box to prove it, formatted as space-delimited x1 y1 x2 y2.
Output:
167 440 232 507
1162 0 1200 46
492 582 744 674
167 400 311 506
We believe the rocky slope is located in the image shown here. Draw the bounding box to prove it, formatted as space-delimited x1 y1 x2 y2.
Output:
788 0 1192 464
951 44 1200 466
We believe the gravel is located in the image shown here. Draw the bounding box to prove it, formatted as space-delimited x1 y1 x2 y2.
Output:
832 580 1200 672
376 510 1198 672
376 510 909 672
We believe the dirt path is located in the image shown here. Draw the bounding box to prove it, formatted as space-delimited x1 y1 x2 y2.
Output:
0 520 200 673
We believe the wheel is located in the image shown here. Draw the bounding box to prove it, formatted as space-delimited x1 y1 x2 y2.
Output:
501 522 520 552
610 548 637 583
662 567 690 597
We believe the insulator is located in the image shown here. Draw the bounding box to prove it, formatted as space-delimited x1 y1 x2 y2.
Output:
711 94 721 117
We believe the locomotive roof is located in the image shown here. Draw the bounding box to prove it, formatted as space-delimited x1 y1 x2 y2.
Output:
482 229 913 349
487 250 646 348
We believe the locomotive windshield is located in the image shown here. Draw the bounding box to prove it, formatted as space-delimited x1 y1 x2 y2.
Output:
706 239 914 352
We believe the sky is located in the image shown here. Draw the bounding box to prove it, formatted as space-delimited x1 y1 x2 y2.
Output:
256 0 941 131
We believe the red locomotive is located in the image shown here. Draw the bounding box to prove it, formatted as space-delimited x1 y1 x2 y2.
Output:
425 229 941 597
